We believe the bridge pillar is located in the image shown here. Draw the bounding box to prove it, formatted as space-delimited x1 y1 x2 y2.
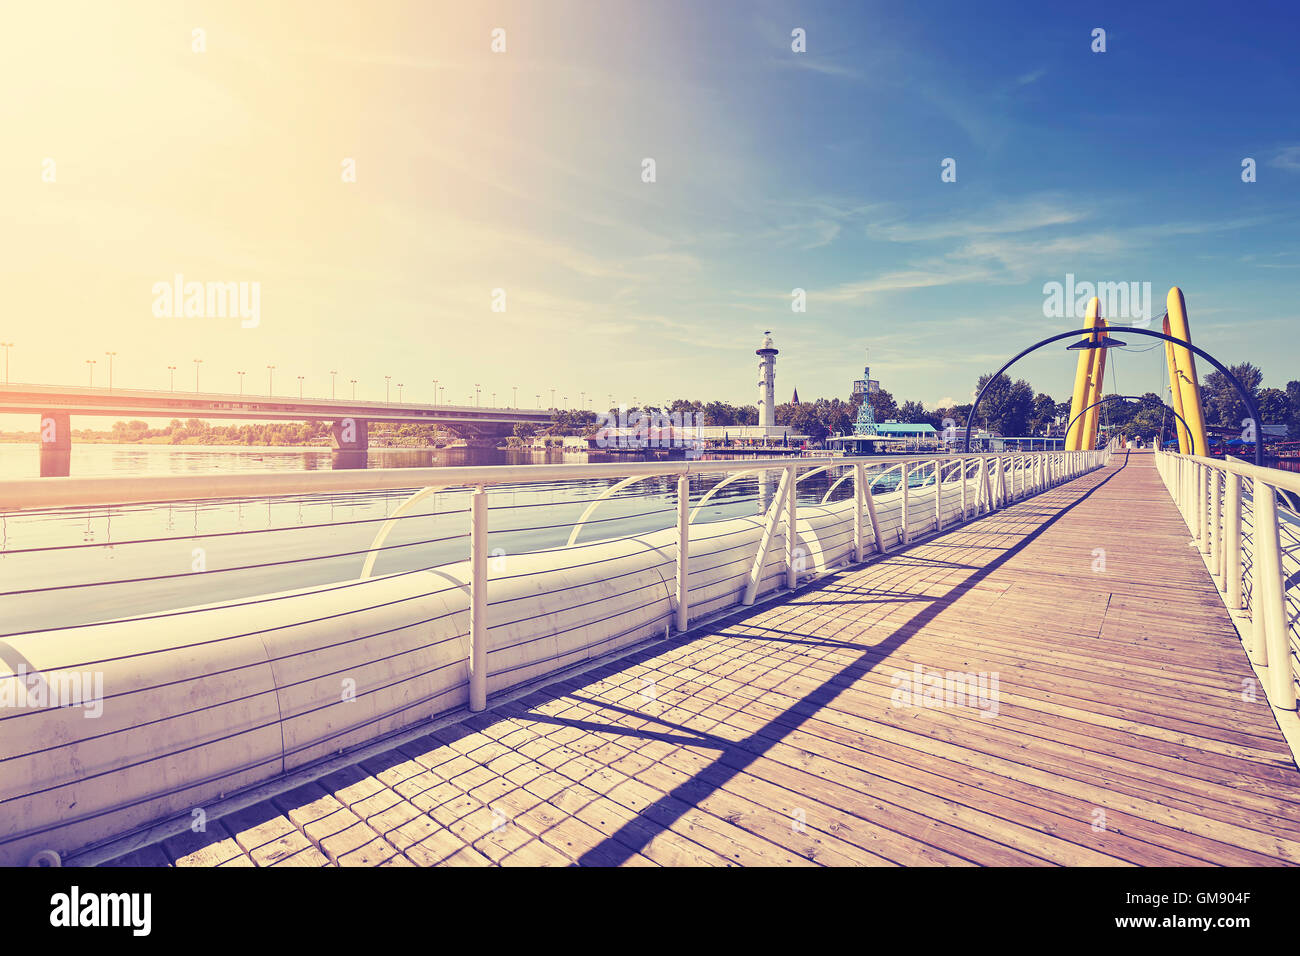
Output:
330 417 369 469
38 411 71 477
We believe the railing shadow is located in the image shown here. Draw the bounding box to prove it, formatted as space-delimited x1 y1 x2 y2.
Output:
532 452 1125 864
351 453 1128 866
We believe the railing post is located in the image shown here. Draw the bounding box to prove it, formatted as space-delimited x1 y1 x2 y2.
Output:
863 464 886 555
1181 459 1190 523
1197 463 1209 554
1224 471 1243 610
900 461 910 544
960 458 968 519
978 457 990 512
744 467 788 605
1255 482 1297 710
1208 468 1222 575
676 473 689 631
469 483 488 712
785 463 798 588
935 458 944 532
851 463 864 561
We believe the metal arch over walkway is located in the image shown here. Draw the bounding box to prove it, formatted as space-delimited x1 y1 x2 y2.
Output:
101 450 1300 867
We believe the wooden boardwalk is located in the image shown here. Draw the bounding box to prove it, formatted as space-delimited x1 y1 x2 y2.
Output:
110 450 1300 867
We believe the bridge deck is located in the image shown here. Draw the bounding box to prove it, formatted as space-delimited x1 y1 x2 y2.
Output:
110 451 1300 867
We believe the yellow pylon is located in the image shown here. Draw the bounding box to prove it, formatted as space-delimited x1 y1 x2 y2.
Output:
1162 318 1191 454
1065 297 1102 451
1082 315 1109 450
1166 287 1209 457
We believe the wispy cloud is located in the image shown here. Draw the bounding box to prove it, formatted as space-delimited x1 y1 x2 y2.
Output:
1267 145 1300 171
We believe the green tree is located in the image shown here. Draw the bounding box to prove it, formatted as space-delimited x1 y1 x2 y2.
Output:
702 401 739 427
789 404 829 443
896 400 927 424
868 388 898 421
1028 393 1058 435
975 373 1034 436
1202 362 1262 427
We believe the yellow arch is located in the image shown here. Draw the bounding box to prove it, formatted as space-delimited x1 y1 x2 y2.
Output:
1065 297 1101 451
1166 287 1209 456
1162 317 1191 453
1082 314 1109 450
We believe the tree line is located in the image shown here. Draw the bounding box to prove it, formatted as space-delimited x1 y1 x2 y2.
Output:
27 361 1297 449
525 361 1299 446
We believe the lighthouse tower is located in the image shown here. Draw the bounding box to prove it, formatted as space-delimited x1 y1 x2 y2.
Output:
756 331 778 429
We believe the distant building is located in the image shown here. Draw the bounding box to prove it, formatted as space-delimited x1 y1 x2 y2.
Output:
756 332 778 429
851 350 880 404
876 421 937 440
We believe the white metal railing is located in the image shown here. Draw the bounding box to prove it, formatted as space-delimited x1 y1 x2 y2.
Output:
0 446 1113 866
1154 449 1300 712
0 448 1112 710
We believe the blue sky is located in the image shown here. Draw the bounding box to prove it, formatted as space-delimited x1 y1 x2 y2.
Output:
1 0 1297 418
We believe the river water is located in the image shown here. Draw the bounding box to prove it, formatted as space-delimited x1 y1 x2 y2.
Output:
0 444 862 634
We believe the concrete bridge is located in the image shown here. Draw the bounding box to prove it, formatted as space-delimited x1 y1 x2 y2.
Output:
0 383 554 475
3 445 1299 867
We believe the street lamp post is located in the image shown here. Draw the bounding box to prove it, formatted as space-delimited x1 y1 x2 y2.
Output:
385 375 391 404
475 383 480 407
193 358 203 391
266 364 275 394
550 386 556 408
397 383 404 402
0 342 12 385
297 375 305 398
330 370 337 399
85 358 96 386
536 394 541 408
350 378 357 399
512 385 518 408
433 379 439 405
104 351 116 391
236 370 245 395
168 365 176 391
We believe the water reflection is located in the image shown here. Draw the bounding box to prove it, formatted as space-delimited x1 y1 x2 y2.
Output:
0 443 873 633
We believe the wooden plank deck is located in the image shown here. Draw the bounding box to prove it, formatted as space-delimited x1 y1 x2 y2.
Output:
109 449 1300 867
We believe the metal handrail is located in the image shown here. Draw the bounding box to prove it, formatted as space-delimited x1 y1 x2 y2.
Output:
0 451 1090 512
1154 448 1299 713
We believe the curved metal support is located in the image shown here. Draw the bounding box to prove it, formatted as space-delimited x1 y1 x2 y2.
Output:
1062 394 1193 450
359 484 447 579
566 473 658 547
963 324 1264 466
820 469 856 505
869 461 905 492
794 464 832 485
689 467 765 523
